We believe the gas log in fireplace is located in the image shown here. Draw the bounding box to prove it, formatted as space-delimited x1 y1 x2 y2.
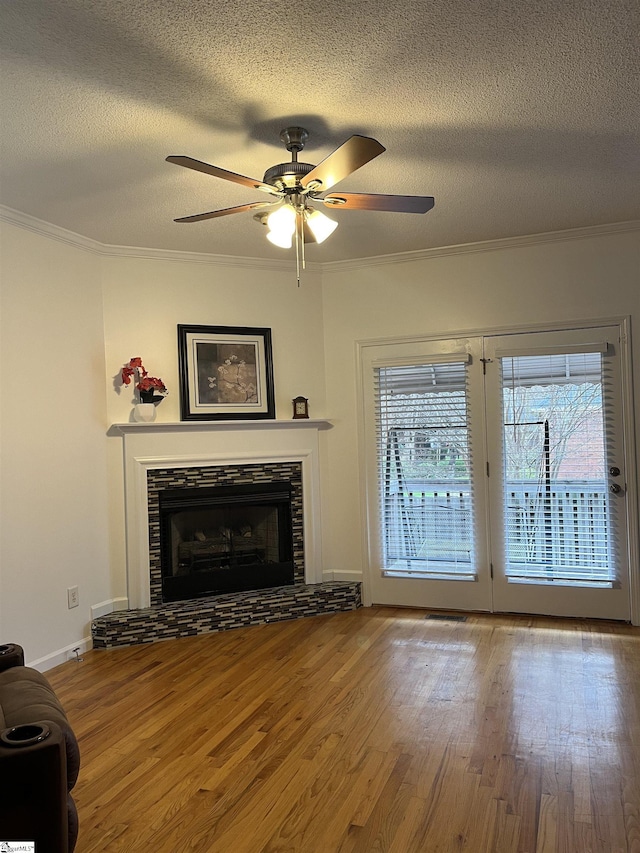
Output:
159 482 295 603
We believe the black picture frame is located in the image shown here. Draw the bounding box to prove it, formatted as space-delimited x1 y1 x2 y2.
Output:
177 324 275 421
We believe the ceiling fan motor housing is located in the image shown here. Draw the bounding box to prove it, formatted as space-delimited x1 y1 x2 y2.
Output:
263 127 315 190
263 161 314 190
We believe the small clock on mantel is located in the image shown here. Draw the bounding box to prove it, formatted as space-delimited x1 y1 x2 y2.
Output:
292 396 309 419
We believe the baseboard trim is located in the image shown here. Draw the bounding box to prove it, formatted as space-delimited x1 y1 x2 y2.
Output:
90 597 129 620
323 570 363 583
27 636 93 673
24 598 129 671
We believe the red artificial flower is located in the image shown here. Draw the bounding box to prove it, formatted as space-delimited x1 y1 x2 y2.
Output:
121 366 135 385
120 358 167 396
137 375 167 393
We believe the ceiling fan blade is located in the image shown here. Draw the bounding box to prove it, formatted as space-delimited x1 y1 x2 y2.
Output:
301 135 385 192
322 193 435 213
167 156 280 196
174 201 277 223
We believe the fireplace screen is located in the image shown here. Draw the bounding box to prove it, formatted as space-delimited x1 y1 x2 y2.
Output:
159 483 294 602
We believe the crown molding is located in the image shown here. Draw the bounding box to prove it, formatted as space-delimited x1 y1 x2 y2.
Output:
98 242 321 272
2 204 637 273
321 219 640 274
0 205 321 273
0 205 106 254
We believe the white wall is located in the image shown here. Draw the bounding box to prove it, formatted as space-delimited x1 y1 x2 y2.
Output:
319 228 640 591
0 221 111 667
102 255 326 426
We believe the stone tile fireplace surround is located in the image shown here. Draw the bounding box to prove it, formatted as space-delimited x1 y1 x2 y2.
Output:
92 421 361 648
147 459 304 606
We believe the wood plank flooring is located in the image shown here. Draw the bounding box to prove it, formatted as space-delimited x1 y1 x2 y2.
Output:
45 608 640 852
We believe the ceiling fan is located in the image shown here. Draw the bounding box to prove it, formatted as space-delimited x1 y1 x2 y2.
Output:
166 127 434 278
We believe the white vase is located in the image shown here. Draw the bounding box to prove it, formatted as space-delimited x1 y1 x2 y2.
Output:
133 403 156 423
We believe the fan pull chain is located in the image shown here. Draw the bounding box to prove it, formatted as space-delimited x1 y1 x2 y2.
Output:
295 212 301 286
295 209 306 287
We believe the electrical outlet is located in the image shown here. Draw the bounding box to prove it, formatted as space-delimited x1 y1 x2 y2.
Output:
67 586 79 609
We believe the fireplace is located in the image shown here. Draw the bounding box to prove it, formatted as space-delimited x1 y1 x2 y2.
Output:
146 459 305 608
159 482 294 602
93 421 362 649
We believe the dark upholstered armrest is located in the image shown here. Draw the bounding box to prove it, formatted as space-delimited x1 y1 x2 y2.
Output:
0 666 80 789
0 720 70 851
0 662 80 852
0 642 25 671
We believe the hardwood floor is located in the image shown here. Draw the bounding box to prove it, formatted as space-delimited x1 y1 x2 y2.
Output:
46 608 640 852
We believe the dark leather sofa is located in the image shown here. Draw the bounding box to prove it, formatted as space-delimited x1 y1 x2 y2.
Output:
0 644 80 852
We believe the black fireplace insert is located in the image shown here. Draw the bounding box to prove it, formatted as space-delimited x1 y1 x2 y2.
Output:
159 482 295 602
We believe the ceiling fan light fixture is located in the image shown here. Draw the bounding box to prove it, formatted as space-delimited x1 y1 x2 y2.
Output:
266 203 296 248
305 208 338 243
266 228 293 249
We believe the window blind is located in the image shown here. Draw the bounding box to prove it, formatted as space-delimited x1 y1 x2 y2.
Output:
500 350 616 586
374 361 476 580
500 351 604 387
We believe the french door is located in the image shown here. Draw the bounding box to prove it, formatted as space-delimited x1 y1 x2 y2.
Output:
361 324 632 620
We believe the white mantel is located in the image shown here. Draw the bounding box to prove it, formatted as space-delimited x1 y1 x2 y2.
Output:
108 419 333 435
112 419 332 609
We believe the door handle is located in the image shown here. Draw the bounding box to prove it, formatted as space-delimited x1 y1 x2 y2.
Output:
609 483 622 494
609 466 621 477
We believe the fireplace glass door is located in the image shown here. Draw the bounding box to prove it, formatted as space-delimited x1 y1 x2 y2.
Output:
159 483 294 602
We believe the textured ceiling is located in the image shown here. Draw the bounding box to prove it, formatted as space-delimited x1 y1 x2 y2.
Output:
1 0 639 262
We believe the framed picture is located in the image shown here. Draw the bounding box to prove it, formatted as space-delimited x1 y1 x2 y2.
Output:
177 324 275 421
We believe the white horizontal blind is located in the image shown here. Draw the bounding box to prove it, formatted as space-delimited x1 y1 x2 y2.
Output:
501 351 604 386
374 361 476 580
500 350 615 586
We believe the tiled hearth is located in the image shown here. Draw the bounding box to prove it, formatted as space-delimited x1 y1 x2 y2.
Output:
92 421 362 649
92 582 362 649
